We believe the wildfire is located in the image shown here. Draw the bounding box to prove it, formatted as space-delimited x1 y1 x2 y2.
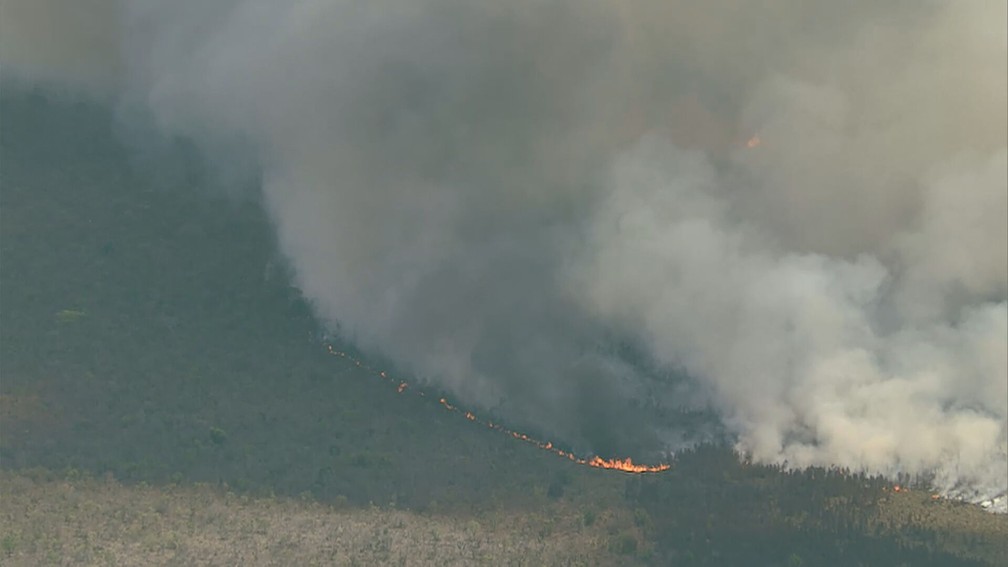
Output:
325 343 671 474
746 134 761 149
585 456 670 473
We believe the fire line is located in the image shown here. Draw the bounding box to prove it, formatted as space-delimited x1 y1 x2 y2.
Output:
325 343 671 474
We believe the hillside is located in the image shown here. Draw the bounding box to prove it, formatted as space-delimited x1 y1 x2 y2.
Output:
1 90 1005 565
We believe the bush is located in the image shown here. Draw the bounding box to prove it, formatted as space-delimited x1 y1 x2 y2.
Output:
610 533 638 556
2 534 17 556
209 427 228 445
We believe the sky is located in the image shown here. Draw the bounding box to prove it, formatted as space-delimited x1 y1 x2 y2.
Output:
2 0 1005 505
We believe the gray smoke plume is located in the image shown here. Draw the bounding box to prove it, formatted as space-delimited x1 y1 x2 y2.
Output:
3 0 1005 506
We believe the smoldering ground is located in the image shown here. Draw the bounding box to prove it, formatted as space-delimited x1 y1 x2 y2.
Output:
2 0 1005 505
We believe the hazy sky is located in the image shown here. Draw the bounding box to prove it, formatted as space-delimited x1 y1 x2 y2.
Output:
3 0 1005 505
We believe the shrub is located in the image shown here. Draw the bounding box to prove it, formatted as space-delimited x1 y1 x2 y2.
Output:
609 533 638 556
209 427 228 445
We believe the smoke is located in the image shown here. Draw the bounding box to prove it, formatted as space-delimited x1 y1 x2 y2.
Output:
0 0 122 96
3 0 1005 504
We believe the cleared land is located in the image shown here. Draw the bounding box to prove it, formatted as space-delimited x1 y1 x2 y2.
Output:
0 470 641 566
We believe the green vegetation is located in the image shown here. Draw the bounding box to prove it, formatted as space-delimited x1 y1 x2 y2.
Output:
1 91 1005 565
628 445 1004 565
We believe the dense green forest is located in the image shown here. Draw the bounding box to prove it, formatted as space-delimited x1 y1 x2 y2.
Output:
2 91 1005 565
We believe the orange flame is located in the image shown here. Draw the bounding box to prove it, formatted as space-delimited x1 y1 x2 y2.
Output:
746 134 761 149
325 343 671 474
585 456 670 473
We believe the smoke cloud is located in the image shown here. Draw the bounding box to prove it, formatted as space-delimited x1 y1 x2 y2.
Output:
3 0 1005 505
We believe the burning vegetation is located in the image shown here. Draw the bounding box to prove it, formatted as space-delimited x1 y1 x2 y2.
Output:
326 344 671 474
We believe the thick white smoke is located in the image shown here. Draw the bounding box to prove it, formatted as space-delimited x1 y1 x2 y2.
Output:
3 0 1005 506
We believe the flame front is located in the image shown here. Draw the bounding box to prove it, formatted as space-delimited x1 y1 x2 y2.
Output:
326 344 671 474
746 134 761 148
586 456 671 473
